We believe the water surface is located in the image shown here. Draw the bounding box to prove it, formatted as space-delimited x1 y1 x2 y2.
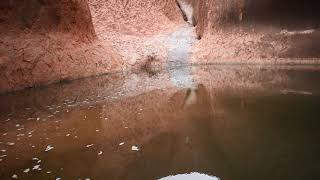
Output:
1 65 320 180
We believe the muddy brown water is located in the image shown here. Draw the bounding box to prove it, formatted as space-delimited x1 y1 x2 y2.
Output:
1 65 320 180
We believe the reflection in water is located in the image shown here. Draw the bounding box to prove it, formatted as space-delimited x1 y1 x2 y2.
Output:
0 66 320 180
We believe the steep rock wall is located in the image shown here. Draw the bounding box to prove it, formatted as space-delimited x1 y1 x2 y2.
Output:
89 0 182 36
0 0 123 94
191 0 320 62
0 0 95 39
189 0 320 37
88 0 184 66
0 0 185 93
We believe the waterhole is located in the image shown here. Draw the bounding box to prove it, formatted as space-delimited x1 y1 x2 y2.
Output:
1 65 320 180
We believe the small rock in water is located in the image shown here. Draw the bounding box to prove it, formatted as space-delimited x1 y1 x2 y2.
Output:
12 174 18 179
56 177 61 180
23 168 30 173
45 145 54 152
32 165 40 170
32 158 39 161
131 146 140 151
66 134 70 137
0 159 2 162
15 124 20 127
0 149 6 152
46 171 52 174
119 142 125 146
98 151 103 156
3 133 7 136
36 118 40 121
0 155 7 158
86 144 94 148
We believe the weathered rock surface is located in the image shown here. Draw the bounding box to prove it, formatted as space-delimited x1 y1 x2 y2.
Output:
189 0 320 62
1 0 320 93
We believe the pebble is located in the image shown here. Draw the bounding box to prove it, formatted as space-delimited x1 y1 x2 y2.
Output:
23 168 30 173
98 151 103 156
0 155 7 158
119 142 125 146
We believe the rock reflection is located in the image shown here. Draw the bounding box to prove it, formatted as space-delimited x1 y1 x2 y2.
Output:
122 84 232 180
1 65 320 180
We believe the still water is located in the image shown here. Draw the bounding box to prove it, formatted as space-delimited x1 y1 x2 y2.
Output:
0 65 320 180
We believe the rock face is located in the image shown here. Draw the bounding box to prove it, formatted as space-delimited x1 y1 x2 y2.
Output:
188 0 320 36
0 0 95 39
0 0 185 93
1 0 320 93
190 0 320 63
0 0 122 93
89 0 182 36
